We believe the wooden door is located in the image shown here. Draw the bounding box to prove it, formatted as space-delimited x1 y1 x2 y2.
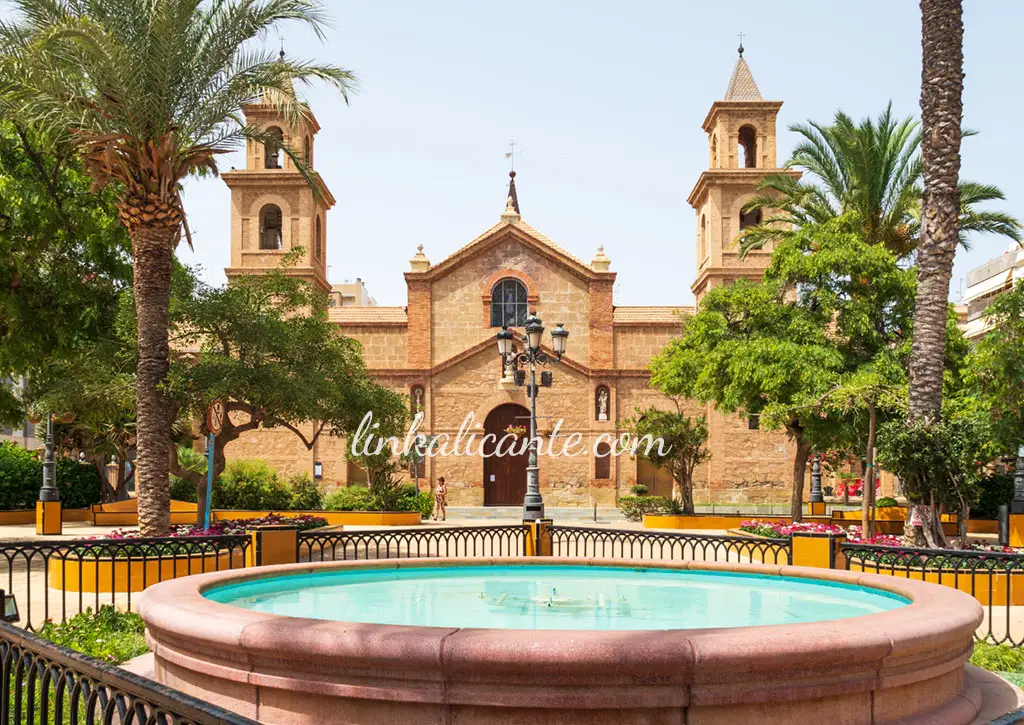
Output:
483 404 530 506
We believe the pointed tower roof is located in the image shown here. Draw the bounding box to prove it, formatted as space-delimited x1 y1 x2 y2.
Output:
723 45 763 101
506 171 520 214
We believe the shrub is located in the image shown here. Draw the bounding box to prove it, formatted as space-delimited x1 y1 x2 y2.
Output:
213 460 291 510
974 473 1014 520
37 606 148 664
288 472 323 510
397 485 433 518
323 485 375 512
0 441 101 509
630 484 649 496
323 483 428 515
617 495 670 521
875 496 900 508
169 475 197 503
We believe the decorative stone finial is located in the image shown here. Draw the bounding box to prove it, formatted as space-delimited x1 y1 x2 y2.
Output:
501 194 521 223
591 245 611 272
410 244 430 272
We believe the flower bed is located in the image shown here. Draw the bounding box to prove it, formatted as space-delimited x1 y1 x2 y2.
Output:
738 520 846 539
73 513 328 557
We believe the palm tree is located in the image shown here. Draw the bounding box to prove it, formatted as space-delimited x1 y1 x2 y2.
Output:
908 0 964 422
0 1 354 535
738 105 1018 259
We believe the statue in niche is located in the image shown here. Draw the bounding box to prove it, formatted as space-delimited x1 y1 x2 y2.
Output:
500 355 516 384
597 387 609 421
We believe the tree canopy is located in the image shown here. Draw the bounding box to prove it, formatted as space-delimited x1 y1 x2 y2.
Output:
652 217 918 520
624 405 710 514
0 122 130 423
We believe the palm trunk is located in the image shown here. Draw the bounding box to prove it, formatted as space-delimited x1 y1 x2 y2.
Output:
790 433 812 523
131 224 176 536
908 0 963 422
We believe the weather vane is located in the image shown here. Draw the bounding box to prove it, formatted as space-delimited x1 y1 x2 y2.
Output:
737 32 745 55
505 138 518 172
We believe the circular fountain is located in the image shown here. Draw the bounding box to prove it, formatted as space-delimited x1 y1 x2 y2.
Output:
137 558 984 725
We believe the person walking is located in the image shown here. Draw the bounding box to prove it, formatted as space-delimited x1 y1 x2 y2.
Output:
433 476 448 522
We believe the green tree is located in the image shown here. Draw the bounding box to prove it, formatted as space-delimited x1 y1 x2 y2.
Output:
738 107 1019 259
966 281 1024 457
653 217 918 521
624 404 710 514
166 261 407 523
0 0 355 535
0 122 129 422
25 335 137 502
651 279 842 521
907 0 965 425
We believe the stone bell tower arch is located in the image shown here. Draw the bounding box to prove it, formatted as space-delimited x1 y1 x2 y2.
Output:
688 43 799 303
222 55 334 293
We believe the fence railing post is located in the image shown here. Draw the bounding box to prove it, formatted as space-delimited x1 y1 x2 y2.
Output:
35 500 62 536
246 525 299 568
791 531 846 569
524 519 553 556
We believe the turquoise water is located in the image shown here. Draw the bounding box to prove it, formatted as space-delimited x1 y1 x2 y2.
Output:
204 565 908 631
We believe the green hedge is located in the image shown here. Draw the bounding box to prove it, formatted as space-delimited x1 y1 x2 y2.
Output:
0 441 102 510
171 460 325 511
617 495 671 521
324 484 432 515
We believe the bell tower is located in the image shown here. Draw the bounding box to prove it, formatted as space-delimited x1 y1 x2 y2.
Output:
223 68 334 293
687 45 799 302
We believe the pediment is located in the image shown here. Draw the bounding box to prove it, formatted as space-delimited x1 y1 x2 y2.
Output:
409 219 608 284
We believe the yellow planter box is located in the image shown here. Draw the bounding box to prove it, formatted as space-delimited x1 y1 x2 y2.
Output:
48 549 244 594
847 561 1024 606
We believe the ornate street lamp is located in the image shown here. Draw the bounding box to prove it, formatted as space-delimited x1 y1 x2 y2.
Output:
809 454 824 504
496 313 569 521
39 413 59 503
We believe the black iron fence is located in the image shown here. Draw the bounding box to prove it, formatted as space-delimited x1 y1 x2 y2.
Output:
0 620 259 725
842 543 1024 646
549 525 792 564
0 535 251 631
298 524 530 562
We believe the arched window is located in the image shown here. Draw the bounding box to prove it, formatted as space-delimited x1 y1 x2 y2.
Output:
490 278 528 327
738 125 757 168
264 126 283 169
314 216 323 259
303 135 311 166
739 207 762 230
259 204 283 249
595 442 611 480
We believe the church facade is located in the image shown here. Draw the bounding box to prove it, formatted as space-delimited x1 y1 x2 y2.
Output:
222 52 801 508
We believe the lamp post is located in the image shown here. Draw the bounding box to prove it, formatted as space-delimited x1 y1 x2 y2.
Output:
1012 444 1024 515
39 413 59 503
809 454 824 503
497 313 569 521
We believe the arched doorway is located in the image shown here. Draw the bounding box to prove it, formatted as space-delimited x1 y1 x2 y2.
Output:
483 403 530 506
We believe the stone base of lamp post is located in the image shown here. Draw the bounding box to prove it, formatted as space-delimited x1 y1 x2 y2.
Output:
35 500 62 536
